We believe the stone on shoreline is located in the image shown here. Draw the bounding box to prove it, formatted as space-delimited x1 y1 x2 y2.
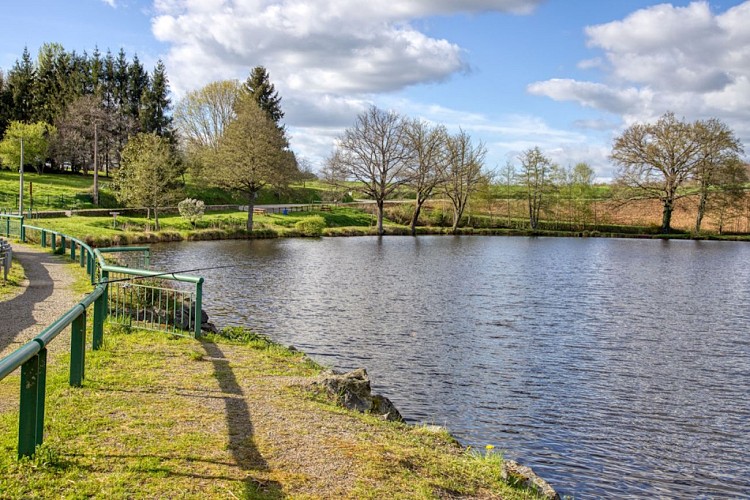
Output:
308 368 404 422
501 459 560 499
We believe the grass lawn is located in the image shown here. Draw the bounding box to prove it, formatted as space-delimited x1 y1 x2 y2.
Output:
0 258 25 300
0 326 540 499
23 207 398 246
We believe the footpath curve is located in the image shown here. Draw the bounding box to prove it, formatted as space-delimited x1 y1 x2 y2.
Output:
0 243 79 359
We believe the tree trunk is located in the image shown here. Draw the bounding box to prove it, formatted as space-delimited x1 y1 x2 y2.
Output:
376 199 385 235
661 199 673 234
153 207 160 231
247 192 256 232
451 200 464 234
695 187 708 234
93 123 99 206
410 199 423 236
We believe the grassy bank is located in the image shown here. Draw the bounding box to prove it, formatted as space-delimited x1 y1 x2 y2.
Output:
0 326 538 498
0 258 24 300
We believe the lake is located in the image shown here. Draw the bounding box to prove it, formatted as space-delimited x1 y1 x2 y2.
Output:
149 236 750 498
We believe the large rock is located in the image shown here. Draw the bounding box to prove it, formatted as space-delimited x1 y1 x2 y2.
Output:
501 460 560 499
311 368 404 422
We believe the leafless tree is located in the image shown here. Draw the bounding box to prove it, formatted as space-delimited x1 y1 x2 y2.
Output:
518 147 554 230
327 106 412 235
442 129 487 233
611 112 706 234
402 119 448 235
691 118 744 233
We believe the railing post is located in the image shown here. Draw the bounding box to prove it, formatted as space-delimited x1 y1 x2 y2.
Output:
93 278 107 350
70 311 86 386
60 236 66 254
51 233 56 253
20 216 25 242
70 241 76 260
19 347 47 458
194 279 204 338
5 217 9 237
41 229 47 248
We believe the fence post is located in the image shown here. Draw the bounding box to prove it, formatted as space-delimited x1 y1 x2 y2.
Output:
18 347 47 458
41 230 47 248
70 241 76 260
60 236 66 254
194 279 204 338
70 311 86 386
93 278 107 350
20 216 25 242
51 234 56 253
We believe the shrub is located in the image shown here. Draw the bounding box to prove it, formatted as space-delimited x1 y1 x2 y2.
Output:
177 198 205 227
294 216 326 237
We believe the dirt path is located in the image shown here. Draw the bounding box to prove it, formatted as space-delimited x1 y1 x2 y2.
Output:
0 243 80 359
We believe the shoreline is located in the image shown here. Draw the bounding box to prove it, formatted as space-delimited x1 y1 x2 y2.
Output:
28 222 750 249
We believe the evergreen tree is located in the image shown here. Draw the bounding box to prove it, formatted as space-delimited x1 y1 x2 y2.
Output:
243 66 284 125
127 54 148 124
7 47 36 122
89 47 103 95
0 71 10 136
141 60 174 142
33 43 66 124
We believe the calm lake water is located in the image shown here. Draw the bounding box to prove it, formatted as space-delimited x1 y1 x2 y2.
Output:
150 236 750 498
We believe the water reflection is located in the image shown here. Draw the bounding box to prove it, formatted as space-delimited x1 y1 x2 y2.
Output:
150 236 750 498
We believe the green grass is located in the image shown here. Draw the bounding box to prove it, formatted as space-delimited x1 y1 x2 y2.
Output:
0 257 25 300
0 170 120 211
0 326 540 499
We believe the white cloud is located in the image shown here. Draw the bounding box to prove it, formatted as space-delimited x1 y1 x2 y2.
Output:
152 0 544 96
101 0 117 7
151 0 545 166
529 1 750 150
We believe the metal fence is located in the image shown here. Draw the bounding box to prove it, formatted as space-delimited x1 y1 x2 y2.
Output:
0 214 205 458
1 237 11 282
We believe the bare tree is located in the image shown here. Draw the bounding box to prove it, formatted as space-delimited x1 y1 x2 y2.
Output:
52 94 115 204
499 161 516 226
692 118 744 233
518 147 554 230
328 106 412 235
611 112 705 234
403 119 448 235
442 129 487 233
705 159 749 234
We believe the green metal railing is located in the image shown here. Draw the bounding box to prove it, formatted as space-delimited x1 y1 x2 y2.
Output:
0 214 205 458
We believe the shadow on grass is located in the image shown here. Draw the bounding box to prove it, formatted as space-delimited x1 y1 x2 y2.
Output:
201 340 285 499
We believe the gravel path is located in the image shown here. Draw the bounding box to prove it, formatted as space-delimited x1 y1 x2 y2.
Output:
0 243 80 359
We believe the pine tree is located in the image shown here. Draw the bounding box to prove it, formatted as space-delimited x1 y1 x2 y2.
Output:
141 60 174 142
242 66 284 125
89 47 103 95
7 47 36 122
127 54 148 124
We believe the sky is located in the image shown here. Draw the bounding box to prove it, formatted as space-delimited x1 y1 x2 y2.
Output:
2 0 750 180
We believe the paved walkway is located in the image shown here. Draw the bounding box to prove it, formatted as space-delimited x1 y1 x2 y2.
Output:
0 243 79 359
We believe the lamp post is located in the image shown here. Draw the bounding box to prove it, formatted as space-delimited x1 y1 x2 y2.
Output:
18 137 24 216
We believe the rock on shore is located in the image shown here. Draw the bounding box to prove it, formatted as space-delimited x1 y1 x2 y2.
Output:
308 368 404 422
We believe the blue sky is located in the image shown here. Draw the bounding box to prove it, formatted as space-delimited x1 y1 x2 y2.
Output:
2 0 749 179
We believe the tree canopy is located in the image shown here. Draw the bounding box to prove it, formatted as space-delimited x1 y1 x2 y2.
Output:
207 94 297 231
326 106 412 235
612 112 743 233
0 120 56 173
114 133 183 230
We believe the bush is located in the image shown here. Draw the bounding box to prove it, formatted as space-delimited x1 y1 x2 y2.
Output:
294 216 326 237
177 198 205 227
